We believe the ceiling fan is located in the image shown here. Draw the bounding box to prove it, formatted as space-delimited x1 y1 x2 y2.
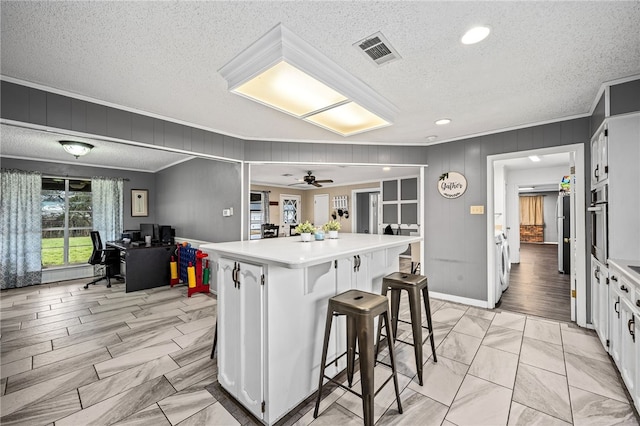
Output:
291 171 334 187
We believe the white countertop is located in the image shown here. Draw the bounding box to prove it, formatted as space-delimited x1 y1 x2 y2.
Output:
200 233 421 269
608 259 640 285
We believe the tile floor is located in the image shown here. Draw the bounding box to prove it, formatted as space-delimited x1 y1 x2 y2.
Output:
1 278 638 426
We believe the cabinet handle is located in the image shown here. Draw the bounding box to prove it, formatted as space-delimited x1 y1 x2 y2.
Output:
636 299 640 308
353 255 361 272
614 298 620 318
610 275 618 282
357 255 361 271
629 317 635 342
594 268 600 282
620 285 629 293
594 165 599 179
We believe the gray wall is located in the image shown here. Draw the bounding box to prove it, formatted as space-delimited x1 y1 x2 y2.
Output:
424 119 591 301
156 157 242 243
1 81 246 161
1 157 157 230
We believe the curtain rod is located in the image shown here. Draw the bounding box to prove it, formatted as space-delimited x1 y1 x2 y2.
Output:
43 174 130 181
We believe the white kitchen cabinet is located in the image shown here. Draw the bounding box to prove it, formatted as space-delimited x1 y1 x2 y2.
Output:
202 234 420 425
591 256 609 350
217 258 264 419
619 296 636 400
590 124 608 188
609 283 622 369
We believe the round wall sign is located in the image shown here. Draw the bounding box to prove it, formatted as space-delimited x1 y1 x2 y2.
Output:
438 172 467 199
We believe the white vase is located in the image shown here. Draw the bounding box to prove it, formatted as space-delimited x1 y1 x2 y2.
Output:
328 230 339 239
300 233 312 242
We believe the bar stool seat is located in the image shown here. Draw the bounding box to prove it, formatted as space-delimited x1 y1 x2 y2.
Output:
314 289 402 426
376 272 437 386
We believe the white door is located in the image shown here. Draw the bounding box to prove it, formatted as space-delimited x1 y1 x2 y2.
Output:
280 194 301 235
314 194 329 227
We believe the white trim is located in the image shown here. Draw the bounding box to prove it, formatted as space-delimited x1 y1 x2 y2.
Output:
430 292 488 309
486 143 587 326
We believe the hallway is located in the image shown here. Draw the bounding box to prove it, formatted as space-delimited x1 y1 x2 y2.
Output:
497 243 572 322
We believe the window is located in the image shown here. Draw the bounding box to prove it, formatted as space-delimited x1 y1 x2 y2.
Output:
41 178 93 268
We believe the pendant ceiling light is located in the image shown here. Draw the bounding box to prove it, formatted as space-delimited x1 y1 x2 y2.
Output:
59 141 93 158
219 23 397 137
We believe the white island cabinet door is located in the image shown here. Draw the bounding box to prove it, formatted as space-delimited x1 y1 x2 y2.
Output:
217 258 264 420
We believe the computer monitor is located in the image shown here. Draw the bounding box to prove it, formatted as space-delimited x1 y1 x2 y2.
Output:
140 223 154 240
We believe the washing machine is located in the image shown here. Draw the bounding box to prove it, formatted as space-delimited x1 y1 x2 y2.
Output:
494 231 511 302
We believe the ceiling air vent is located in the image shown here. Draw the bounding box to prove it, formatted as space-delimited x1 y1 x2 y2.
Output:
354 31 401 66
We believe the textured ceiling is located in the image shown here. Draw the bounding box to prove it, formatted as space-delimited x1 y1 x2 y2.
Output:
1 1 639 147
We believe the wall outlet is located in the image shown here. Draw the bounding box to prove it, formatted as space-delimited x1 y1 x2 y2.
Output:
470 205 485 215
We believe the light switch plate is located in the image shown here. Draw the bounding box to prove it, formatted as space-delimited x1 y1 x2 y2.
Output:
470 205 485 215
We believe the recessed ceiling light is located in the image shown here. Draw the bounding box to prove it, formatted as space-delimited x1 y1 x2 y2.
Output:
435 118 451 126
529 155 541 162
282 173 293 177
425 135 438 142
383 167 391 171
461 26 491 45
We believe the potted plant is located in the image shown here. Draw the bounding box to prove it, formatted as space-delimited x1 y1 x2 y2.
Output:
294 221 316 242
323 220 341 239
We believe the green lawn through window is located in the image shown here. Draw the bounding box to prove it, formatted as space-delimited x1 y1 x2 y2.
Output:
42 236 93 267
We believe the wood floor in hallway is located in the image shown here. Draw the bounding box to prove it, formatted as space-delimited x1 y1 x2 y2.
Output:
497 243 572 322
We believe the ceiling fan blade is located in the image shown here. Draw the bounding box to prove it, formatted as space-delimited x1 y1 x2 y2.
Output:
311 182 322 187
288 182 306 186
314 179 333 183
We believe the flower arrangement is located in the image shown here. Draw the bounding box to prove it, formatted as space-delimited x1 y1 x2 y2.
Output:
294 221 316 234
322 220 341 232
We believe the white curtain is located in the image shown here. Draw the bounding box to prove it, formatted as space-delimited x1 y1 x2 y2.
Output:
92 177 124 242
0 169 42 289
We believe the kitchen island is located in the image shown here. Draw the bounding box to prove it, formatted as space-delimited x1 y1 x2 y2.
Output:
200 233 421 425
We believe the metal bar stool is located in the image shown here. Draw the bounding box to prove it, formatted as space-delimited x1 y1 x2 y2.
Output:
376 272 437 386
314 289 403 426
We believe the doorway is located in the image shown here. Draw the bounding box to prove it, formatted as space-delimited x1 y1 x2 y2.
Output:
352 188 381 234
487 144 587 326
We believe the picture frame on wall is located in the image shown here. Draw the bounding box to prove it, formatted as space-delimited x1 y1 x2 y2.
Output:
131 189 149 217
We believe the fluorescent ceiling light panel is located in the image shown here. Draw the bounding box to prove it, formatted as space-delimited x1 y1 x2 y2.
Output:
519 187 534 191
219 23 397 136
304 101 389 136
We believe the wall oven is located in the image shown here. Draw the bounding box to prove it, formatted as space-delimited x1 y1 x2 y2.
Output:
588 185 608 263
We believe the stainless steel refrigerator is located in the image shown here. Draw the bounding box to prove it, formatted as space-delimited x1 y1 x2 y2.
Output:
557 194 571 274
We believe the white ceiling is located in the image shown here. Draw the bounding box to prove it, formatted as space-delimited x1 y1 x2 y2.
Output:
1 1 639 147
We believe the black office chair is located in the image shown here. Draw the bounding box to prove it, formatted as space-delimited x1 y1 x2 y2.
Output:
84 231 117 289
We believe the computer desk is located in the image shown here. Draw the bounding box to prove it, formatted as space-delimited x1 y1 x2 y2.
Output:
107 241 174 293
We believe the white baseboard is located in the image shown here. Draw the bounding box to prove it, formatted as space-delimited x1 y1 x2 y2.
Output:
430 291 489 309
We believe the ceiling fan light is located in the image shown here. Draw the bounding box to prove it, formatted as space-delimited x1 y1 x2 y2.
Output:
59 141 93 158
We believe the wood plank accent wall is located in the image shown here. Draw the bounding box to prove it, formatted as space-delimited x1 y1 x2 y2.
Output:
0 81 246 160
